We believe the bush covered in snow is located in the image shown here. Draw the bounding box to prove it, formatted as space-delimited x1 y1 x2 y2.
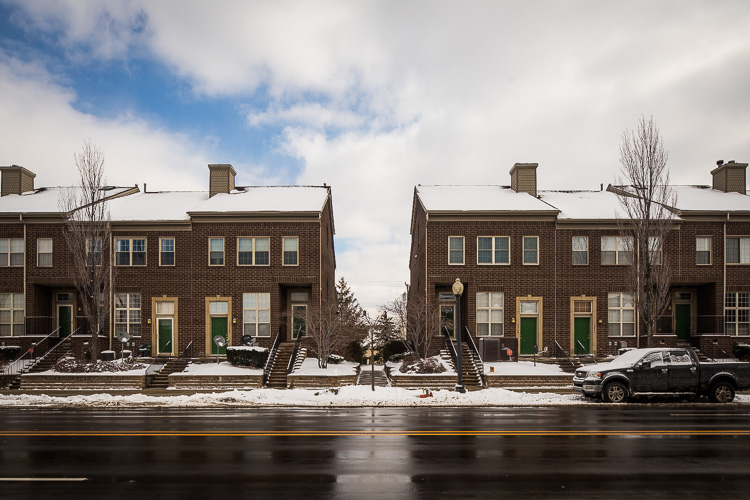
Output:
399 355 446 374
327 353 344 364
733 343 750 361
54 356 146 373
0 345 21 363
226 346 269 368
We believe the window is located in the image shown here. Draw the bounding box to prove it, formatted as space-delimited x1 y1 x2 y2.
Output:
238 237 270 266
243 293 271 337
608 292 635 336
477 237 509 265
115 293 141 337
476 292 503 336
448 236 464 265
696 237 712 265
0 293 24 336
601 236 633 265
209 238 224 266
283 237 298 266
523 236 538 265
86 239 102 266
37 238 52 267
726 237 750 264
160 238 175 266
116 238 146 266
725 292 750 336
572 236 588 265
0 238 24 267
648 236 662 265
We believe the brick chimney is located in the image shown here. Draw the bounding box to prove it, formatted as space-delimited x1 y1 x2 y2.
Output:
208 164 236 197
509 163 538 197
711 160 747 195
0 165 36 197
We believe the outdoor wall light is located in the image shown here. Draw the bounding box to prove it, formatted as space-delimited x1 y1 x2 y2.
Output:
147 319 151 324
233 318 237 324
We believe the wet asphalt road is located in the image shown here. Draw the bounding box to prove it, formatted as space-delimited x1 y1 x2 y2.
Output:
0 406 749 499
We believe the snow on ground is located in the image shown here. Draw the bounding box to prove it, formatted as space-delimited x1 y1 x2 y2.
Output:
180 362 262 375
386 356 456 376
485 361 566 375
29 368 147 376
291 358 359 376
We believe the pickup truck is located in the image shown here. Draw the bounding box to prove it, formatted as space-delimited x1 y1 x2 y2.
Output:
573 347 750 403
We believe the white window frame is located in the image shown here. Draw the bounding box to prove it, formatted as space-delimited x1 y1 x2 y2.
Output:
0 238 24 267
601 236 633 265
608 292 635 337
726 236 750 264
37 238 53 267
0 293 24 336
572 236 588 265
209 238 225 266
159 237 175 267
243 292 271 337
115 238 147 266
86 238 102 267
696 236 712 265
282 237 298 266
115 293 141 337
238 237 270 266
476 292 503 337
448 236 465 265
648 236 663 266
725 292 750 336
522 236 539 265
477 236 510 265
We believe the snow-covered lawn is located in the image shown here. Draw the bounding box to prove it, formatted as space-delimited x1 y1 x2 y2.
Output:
291 358 359 376
485 361 566 375
180 361 262 375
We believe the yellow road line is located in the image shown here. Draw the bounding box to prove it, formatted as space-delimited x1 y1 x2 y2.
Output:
0 430 749 437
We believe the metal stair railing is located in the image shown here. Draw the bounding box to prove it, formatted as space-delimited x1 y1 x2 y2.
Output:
575 340 590 357
1 327 61 388
442 327 458 370
263 329 283 386
463 326 484 375
144 340 172 378
554 340 578 371
287 331 305 375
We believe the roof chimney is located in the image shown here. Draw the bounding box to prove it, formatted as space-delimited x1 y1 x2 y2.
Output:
208 164 236 197
711 160 747 195
509 163 538 197
0 165 36 197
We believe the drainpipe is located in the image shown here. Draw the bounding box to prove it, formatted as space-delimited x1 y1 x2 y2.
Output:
724 214 728 335
109 232 113 351
553 225 557 352
21 215 26 334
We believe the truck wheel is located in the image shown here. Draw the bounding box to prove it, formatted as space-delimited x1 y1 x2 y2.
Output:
602 381 628 403
709 382 735 403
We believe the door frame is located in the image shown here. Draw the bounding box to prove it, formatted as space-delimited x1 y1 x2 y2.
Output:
152 296 178 356
569 296 597 356
672 289 695 339
205 296 232 355
53 290 76 338
516 296 543 354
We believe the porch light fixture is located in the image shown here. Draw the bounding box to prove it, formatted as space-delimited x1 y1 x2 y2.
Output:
453 278 466 394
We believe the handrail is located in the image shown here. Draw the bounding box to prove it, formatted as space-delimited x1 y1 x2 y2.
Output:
463 326 483 374
1 327 62 387
575 340 590 356
442 327 458 369
263 329 283 386
709 345 732 362
553 340 578 369
144 340 172 376
287 332 304 375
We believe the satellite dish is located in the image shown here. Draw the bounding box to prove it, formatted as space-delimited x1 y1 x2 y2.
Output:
117 331 131 343
214 335 226 348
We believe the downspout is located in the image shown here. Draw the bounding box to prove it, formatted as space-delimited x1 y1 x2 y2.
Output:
109 232 113 351
724 214 728 333
21 215 26 334
424 212 429 339
553 224 557 351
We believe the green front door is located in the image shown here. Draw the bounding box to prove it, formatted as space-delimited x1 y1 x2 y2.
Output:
211 317 228 355
292 305 307 339
157 318 173 355
675 304 691 340
520 317 537 355
441 305 455 338
574 317 591 355
58 305 72 338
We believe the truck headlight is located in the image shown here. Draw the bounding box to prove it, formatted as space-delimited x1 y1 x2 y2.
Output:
587 371 602 379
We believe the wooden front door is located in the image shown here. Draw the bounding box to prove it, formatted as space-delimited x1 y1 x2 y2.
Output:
58 305 72 338
574 317 591 355
520 317 537 355
211 317 228 355
675 304 691 340
291 304 307 339
157 318 173 355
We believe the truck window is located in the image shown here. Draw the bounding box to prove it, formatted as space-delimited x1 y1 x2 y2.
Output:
668 350 692 365
642 352 665 367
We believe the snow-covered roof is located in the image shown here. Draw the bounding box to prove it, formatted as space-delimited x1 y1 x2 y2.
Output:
0 186 133 215
670 185 750 213
107 191 206 221
538 190 626 220
416 185 557 213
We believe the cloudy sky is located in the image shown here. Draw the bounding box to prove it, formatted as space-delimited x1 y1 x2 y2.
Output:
1 1 749 311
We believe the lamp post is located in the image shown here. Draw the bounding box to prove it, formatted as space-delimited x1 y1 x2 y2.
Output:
452 278 466 393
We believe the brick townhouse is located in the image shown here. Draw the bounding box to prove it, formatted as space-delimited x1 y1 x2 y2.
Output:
0 164 335 358
409 161 750 358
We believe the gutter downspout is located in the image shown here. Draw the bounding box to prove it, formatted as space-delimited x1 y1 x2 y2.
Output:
109 231 113 352
554 225 557 352
21 215 26 334
425 212 429 340
724 214 728 333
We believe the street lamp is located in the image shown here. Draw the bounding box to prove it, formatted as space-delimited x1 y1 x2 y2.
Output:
452 278 466 393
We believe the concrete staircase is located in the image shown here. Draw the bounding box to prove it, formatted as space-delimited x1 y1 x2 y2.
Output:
265 342 295 388
441 343 483 388
358 366 389 387
147 357 189 389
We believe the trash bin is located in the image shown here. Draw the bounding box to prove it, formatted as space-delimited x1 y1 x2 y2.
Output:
101 350 116 361
122 350 132 359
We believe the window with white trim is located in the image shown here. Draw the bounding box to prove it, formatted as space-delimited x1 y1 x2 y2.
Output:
116 238 146 266
448 236 464 265
648 236 662 265
87 238 102 266
209 238 224 266
477 237 509 265
726 237 750 264
37 238 52 267
0 238 24 267
601 236 633 265
238 237 270 266
0 293 24 336
243 292 271 337
608 292 635 336
725 292 750 336
523 236 538 265
282 237 298 266
572 236 588 265
160 238 175 266
696 236 711 265
476 292 503 336
115 293 141 337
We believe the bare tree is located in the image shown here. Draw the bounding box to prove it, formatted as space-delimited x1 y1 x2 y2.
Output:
615 116 677 348
59 141 113 362
385 291 444 359
303 300 354 368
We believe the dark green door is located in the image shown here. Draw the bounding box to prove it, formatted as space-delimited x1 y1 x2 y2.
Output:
520 317 537 355
675 304 691 340
211 317 228 355
58 306 72 338
441 305 455 338
574 317 591 355
292 305 307 339
158 318 173 355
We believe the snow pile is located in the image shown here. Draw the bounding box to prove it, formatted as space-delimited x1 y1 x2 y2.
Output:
226 346 268 353
53 357 146 374
180 361 262 375
485 361 566 375
291 358 358 376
